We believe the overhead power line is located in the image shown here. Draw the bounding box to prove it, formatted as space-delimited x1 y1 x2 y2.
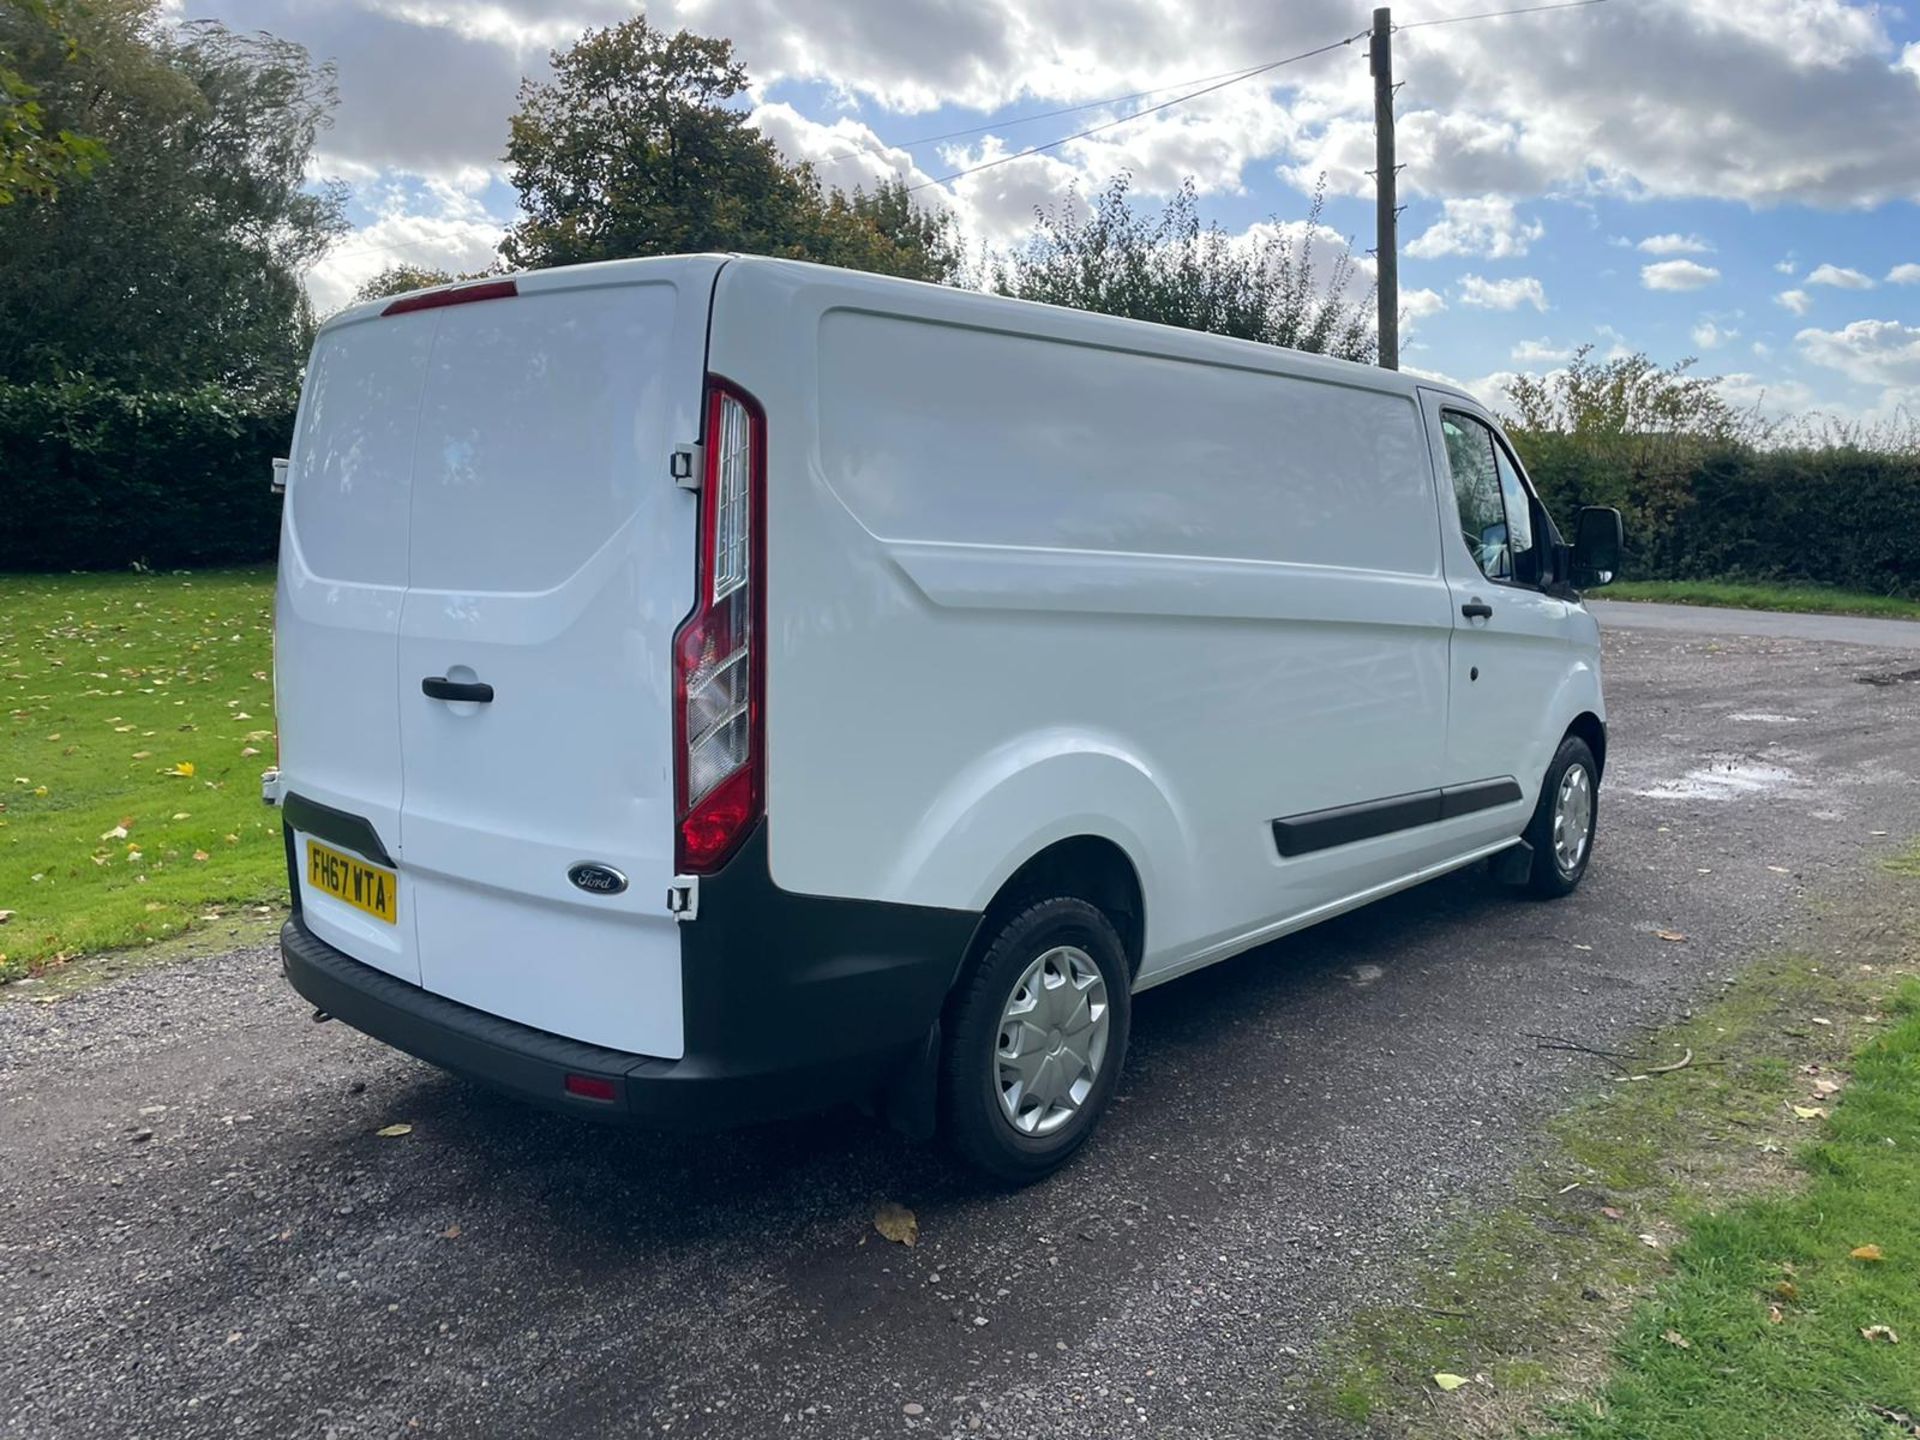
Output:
1393 0 1610 32
906 29 1372 194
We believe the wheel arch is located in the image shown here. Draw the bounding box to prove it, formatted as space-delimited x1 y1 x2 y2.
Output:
1565 710 1607 778
968 834 1148 982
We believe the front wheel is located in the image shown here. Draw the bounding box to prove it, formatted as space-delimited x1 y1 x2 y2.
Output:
939 896 1132 1186
1525 734 1599 897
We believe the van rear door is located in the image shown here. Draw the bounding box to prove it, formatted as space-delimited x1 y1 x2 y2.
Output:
391 264 715 1057
278 311 437 985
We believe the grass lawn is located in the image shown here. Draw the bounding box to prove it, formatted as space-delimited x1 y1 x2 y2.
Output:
1551 979 1920 1440
0 567 284 982
1315 845 1920 1437
1603 579 1920 621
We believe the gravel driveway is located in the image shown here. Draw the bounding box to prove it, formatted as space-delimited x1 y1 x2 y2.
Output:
6 607 1920 1439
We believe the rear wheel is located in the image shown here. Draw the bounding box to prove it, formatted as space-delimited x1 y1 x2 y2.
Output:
940 896 1131 1185
1525 734 1598 897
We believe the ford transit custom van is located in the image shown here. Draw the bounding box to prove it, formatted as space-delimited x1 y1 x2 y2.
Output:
272 255 1622 1182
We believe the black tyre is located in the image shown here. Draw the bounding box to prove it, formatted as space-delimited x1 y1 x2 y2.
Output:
1525 734 1598 897
939 896 1132 1186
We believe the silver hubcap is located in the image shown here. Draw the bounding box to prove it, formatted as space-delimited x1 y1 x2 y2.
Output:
1553 763 1593 874
995 945 1110 1137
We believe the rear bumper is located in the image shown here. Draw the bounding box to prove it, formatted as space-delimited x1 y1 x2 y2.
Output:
280 825 982 1129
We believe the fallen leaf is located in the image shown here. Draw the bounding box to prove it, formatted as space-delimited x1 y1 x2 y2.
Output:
240 746 260 757
1775 1280 1800 1302
1812 1078 1843 1096
441 1223 462 1240
100 824 128 840
1767 1305 1784 1324
1432 1373 1470 1392
376 1123 413 1138
192 850 210 862
1601 1206 1624 1220
1656 930 1688 943
873 1200 919 1247
172 812 190 821
1639 1233 1662 1249
1851 1244 1885 1262
166 761 196 778
0 910 12 924
1861 1325 1900 1344
1662 1330 1692 1349
1767 865 1791 874
1792 1105 1827 1121
1810 1017 1832 1027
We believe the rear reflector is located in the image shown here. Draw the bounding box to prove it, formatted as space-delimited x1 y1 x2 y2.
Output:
563 1074 618 1102
382 279 518 317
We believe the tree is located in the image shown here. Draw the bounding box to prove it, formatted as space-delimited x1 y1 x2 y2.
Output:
1502 346 1742 446
992 174 1376 362
0 2 346 393
500 17 957 283
0 1 108 204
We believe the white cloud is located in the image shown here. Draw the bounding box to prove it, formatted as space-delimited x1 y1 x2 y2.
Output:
1806 262 1875 289
1715 371 1821 417
1776 288 1813 315
1641 259 1721 292
1457 274 1547 311
1752 340 1773 358
216 0 1920 220
1637 232 1713 255
1405 195 1543 260
1400 286 1447 332
1691 319 1737 349
303 167 506 313
1512 338 1571 364
1796 319 1920 388
1774 257 1798 275
1889 263 1920 285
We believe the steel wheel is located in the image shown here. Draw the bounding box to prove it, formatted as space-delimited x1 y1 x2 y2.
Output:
1552 761 1593 875
994 945 1110 1137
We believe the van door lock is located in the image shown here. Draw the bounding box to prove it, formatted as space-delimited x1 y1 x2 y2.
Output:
667 875 700 922
670 443 704 491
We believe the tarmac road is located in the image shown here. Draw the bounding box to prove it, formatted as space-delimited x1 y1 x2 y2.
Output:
5 609 1920 1439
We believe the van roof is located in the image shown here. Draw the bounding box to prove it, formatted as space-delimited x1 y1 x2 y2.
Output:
319 252 1489 414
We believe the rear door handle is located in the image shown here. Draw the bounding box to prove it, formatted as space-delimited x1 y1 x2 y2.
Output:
1461 600 1494 620
422 676 494 703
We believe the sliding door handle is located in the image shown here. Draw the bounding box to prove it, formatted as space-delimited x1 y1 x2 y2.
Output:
422 676 494 703
1461 600 1494 620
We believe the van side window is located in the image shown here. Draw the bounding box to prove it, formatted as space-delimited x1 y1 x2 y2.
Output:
1441 414 1510 581
1492 441 1537 583
1442 411 1542 587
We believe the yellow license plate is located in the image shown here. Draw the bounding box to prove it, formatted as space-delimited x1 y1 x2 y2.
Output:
306 838 398 924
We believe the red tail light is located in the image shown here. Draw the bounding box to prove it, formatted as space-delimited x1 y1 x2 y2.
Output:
673 378 766 874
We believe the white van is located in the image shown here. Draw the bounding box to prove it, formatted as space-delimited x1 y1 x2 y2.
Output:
272 255 1621 1182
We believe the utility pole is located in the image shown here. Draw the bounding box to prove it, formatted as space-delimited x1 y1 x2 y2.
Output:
1370 6 1399 370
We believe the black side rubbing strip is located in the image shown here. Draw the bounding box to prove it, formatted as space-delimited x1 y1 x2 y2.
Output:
1438 776 1524 820
282 791 396 868
1271 777 1522 858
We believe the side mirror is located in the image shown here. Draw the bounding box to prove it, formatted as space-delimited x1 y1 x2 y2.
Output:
271 457 289 496
1571 506 1623 589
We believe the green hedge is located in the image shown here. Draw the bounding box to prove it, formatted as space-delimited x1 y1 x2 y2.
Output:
1522 436 1920 599
0 381 294 571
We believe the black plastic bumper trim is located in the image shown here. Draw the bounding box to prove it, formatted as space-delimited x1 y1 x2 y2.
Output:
282 791 395 868
1272 776 1522 858
279 822 983 1130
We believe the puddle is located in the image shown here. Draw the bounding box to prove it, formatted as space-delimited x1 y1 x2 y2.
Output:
1633 759 1797 802
1726 712 1803 724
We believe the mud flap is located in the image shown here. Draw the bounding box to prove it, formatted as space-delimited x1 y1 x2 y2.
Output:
1490 840 1534 886
881 1019 943 1142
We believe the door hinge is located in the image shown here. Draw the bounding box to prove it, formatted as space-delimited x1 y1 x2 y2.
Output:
670 443 703 491
667 875 700 921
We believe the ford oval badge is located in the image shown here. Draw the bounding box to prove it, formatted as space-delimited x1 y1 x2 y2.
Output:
568 862 628 896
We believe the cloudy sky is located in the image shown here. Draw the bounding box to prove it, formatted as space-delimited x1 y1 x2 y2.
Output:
197 0 1920 423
